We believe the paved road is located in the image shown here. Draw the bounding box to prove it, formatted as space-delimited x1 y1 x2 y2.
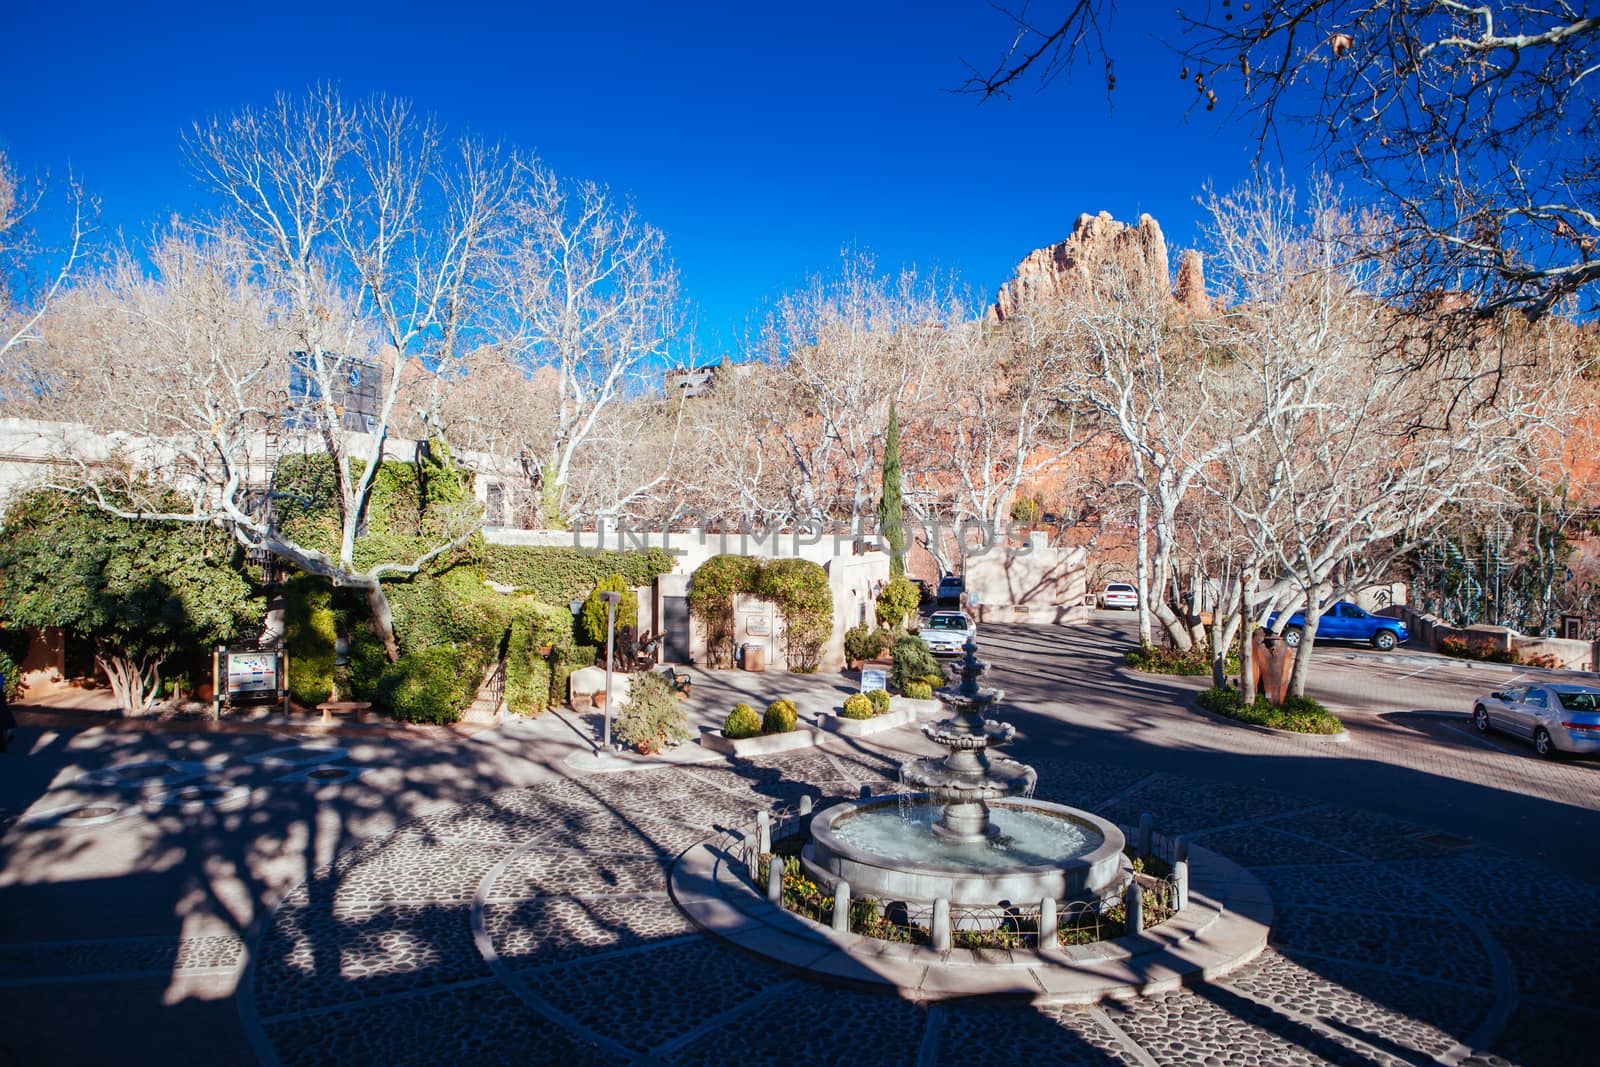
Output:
984 613 1600 884
1 616 1597 1065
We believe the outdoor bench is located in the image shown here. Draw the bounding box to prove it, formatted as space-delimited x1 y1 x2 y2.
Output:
314 701 372 724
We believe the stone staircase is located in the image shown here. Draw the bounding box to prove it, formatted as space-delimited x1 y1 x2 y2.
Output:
459 662 506 725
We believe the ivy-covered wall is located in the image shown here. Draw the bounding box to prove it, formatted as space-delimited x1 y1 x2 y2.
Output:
481 545 675 603
275 453 670 722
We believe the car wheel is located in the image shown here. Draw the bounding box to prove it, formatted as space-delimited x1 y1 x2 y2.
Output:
1372 630 1397 651
1283 627 1303 648
1534 727 1558 759
1473 705 1490 733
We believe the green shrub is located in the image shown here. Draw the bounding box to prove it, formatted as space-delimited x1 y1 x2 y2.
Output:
1010 495 1044 524
724 703 762 739
285 575 339 706
1124 643 1239 677
874 576 922 630
904 681 933 700
763 698 798 734
0 648 21 701
688 554 762 667
616 670 692 753
1195 686 1345 734
381 646 477 724
755 558 833 672
841 693 875 720
843 622 888 663
890 634 942 692
867 689 891 716
579 575 638 647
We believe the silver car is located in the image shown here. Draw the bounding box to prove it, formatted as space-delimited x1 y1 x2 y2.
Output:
920 610 976 656
1473 683 1600 758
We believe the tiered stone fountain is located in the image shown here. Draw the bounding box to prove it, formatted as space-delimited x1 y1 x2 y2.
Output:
803 640 1129 910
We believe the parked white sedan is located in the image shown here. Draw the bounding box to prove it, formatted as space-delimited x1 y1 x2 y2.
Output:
1473 683 1600 758
1099 582 1138 610
920 611 976 656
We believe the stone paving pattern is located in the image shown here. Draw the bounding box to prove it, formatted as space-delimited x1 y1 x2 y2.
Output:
244 749 1600 1067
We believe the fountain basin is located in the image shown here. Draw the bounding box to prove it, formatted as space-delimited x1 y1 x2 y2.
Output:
802 796 1128 909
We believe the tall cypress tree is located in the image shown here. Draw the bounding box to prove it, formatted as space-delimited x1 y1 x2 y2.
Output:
878 402 906 576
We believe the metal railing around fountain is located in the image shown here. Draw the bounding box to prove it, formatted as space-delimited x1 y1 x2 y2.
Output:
726 802 1188 953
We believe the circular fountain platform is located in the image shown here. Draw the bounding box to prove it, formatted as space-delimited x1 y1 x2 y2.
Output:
803 795 1128 909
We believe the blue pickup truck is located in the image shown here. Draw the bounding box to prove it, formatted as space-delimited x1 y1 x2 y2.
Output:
1270 601 1409 651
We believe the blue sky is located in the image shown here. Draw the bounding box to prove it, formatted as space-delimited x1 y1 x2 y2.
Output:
3 0 1290 358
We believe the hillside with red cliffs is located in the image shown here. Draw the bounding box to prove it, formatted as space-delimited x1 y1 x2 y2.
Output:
990 211 1208 321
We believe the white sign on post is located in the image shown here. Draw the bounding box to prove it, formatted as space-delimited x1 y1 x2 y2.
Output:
226 651 277 696
860 668 887 693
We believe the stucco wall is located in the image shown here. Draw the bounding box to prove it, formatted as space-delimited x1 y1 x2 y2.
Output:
962 541 1088 625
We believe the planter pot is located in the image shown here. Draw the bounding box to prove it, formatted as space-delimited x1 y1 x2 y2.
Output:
537 645 554 657
847 658 864 672
592 691 607 709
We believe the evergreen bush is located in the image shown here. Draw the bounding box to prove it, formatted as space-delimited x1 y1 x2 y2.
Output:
843 622 887 663
905 681 934 700
724 703 762 739
874 576 922 630
763 698 798 733
867 689 891 716
890 634 943 692
579 575 638 648
616 670 692 753
841 693 874 720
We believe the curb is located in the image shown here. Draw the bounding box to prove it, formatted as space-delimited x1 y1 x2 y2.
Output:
670 836 1271 1003
1188 699 1350 744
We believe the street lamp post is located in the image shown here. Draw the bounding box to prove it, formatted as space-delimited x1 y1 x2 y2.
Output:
599 591 622 751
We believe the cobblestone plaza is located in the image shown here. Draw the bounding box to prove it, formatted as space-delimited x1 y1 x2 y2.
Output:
242 749 1596 1066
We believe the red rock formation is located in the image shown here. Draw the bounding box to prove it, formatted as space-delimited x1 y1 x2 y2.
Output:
990 212 1207 321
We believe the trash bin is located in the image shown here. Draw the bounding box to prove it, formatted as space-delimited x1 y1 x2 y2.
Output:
744 642 767 672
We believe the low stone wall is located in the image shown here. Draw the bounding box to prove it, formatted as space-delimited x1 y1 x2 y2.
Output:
1392 607 1597 671
697 725 825 756
820 697 939 737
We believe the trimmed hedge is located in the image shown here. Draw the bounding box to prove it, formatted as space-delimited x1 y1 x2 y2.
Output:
1195 686 1345 734
866 689 891 716
841 693 874 720
763 698 798 733
482 545 674 603
724 703 762 738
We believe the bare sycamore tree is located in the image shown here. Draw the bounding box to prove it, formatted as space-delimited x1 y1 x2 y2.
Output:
490 162 681 528
0 150 93 372
900 311 1079 573
968 3 1600 317
50 89 513 659
672 362 804 527
1201 180 1569 697
762 255 954 527
1054 247 1252 650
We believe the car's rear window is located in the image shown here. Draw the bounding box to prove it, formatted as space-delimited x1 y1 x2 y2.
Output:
1108 584 1134 592
1557 691 1600 711
928 615 969 630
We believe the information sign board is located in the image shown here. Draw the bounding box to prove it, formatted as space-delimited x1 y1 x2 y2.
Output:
860 668 887 693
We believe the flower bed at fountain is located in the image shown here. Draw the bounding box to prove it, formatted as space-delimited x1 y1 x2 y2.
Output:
756 829 1178 951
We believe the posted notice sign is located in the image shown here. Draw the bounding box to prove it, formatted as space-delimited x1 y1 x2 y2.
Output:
860 668 887 693
226 651 278 697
